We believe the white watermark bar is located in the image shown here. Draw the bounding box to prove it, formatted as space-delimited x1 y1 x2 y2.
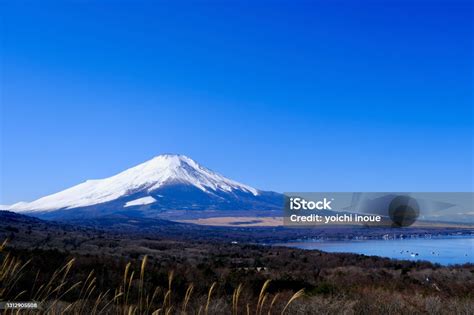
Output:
283 192 474 228
0 301 41 310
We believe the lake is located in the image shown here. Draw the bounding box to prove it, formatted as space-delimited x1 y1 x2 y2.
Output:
277 236 474 265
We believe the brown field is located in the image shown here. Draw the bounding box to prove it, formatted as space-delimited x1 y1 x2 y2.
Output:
177 216 284 227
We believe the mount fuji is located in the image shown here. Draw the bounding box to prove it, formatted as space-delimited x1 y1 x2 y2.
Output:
3 154 283 220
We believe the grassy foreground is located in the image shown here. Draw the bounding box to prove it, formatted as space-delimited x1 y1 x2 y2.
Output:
1 239 304 314
2 237 474 315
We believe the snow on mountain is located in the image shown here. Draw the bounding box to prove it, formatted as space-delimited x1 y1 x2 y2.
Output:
124 196 157 207
5 154 262 213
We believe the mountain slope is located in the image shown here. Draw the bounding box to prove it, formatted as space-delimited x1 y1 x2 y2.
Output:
4 154 282 219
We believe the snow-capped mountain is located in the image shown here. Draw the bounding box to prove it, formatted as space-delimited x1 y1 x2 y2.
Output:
4 154 282 219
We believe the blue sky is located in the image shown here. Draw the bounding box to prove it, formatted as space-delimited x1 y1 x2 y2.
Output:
1 0 472 204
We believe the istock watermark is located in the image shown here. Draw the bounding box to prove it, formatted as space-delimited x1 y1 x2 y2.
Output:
289 197 333 210
283 192 474 228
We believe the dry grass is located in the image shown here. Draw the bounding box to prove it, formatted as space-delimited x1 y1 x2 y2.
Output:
0 240 304 314
3 238 471 314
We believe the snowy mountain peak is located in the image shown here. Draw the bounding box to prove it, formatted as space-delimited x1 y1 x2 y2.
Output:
5 154 260 213
123 154 259 196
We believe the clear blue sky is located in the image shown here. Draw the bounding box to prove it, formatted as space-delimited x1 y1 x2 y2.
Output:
1 0 472 204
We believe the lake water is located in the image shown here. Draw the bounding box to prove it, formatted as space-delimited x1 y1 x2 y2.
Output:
277 236 474 265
